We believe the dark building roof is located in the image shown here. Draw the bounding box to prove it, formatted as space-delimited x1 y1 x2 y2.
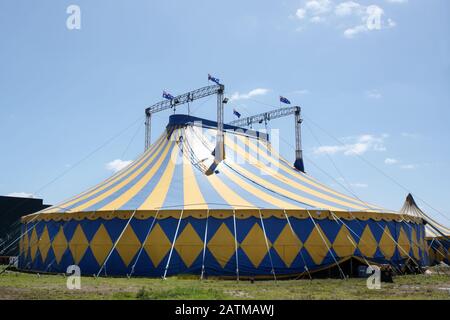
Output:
0 196 51 256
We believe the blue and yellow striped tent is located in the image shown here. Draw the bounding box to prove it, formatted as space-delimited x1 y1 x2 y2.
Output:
399 194 450 266
19 115 429 277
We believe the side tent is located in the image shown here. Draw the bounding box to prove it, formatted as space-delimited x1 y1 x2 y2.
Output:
400 194 450 265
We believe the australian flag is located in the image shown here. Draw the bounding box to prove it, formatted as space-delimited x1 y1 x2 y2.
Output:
208 74 220 85
162 90 175 100
280 96 291 104
233 109 241 118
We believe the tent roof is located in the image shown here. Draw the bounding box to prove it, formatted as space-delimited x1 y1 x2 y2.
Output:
399 193 450 238
33 115 397 217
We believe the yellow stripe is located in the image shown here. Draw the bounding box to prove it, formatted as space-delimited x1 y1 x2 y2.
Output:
99 139 175 211
43 134 166 213
186 127 253 209
234 134 377 209
206 173 254 209
70 137 171 212
225 161 342 211
182 151 208 210
138 144 180 210
225 137 367 210
220 166 302 209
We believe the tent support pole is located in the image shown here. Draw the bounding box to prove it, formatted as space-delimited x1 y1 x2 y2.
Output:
399 216 437 272
233 210 239 282
258 209 277 282
96 210 136 277
305 210 346 280
163 210 184 280
283 210 312 280
128 210 160 278
337 210 411 275
200 210 210 280
329 211 372 268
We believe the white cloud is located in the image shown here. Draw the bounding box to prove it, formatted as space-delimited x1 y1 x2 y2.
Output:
335 1 363 16
384 158 399 165
387 18 397 28
295 0 332 22
313 134 387 156
305 0 333 15
106 159 132 173
296 8 307 19
229 88 270 102
343 24 367 38
310 16 325 23
366 89 382 99
400 164 417 170
350 182 368 188
386 0 408 4
295 1 397 39
335 178 368 188
7 192 34 198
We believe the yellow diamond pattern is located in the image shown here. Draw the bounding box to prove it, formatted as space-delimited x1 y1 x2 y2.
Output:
144 223 171 267
241 224 271 268
19 231 24 256
175 223 204 268
420 233 426 255
207 223 236 268
69 224 89 264
378 226 396 260
273 224 302 267
411 229 420 260
38 226 51 263
358 225 378 258
116 225 142 267
428 246 435 263
52 226 68 264
22 229 29 258
332 225 355 258
436 245 445 262
90 224 113 266
304 225 331 265
397 227 411 258
29 228 38 262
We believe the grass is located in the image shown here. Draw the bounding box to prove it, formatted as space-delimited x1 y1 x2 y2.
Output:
0 271 449 300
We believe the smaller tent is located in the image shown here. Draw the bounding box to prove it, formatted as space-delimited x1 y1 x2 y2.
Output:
400 194 450 265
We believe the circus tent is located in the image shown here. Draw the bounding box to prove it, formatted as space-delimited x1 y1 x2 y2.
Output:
19 114 430 278
399 194 450 266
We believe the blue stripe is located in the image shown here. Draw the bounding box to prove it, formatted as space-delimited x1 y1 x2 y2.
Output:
239 137 373 209
59 136 166 212
224 143 349 210
82 140 173 211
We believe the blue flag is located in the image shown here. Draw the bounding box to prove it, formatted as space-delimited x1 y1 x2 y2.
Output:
233 109 241 118
280 96 291 104
162 90 174 100
208 74 220 85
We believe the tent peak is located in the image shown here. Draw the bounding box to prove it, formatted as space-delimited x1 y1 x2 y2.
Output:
405 193 417 207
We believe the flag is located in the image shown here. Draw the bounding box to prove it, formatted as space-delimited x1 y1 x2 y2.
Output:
280 96 291 104
162 90 174 100
233 109 241 118
208 74 220 85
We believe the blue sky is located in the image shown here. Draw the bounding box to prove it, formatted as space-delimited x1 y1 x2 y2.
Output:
0 0 449 224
